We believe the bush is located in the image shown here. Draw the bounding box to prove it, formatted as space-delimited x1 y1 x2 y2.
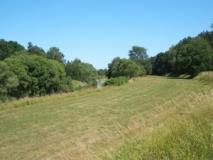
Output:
103 77 129 86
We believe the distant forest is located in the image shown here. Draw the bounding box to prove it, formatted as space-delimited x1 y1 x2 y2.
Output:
0 30 213 102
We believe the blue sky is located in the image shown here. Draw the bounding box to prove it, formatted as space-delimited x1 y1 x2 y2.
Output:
1 0 213 69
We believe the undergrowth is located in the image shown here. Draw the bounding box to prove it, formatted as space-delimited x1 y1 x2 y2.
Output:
103 77 129 86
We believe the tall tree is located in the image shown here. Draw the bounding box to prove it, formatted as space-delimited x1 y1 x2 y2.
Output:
47 47 65 64
65 59 81 80
129 46 152 74
107 57 121 78
129 46 148 62
152 52 168 75
27 42 46 57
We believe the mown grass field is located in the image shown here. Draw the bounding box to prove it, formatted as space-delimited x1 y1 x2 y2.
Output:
0 76 212 159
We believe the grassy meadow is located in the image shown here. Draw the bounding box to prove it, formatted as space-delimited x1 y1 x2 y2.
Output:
0 75 212 159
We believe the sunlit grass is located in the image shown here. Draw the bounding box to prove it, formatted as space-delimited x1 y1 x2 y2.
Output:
195 71 213 87
102 91 213 159
0 76 211 159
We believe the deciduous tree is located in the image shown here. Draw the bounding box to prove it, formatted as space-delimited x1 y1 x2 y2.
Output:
112 58 144 78
107 57 120 78
129 46 152 74
0 61 19 100
175 37 213 76
47 47 65 64
27 42 46 57
65 59 98 85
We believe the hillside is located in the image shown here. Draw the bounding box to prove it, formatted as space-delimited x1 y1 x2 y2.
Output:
0 76 212 159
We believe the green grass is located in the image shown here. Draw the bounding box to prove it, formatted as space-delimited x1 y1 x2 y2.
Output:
0 76 212 159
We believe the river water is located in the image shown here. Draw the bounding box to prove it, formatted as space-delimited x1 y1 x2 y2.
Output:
97 81 104 88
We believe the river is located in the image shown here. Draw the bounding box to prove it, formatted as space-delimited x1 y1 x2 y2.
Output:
97 81 104 88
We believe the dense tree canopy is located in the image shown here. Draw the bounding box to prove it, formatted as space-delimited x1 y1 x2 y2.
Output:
111 58 145 78
107 57 121 78
65 59 98 85
128 46 152 74
47 47 65 64
0 39 99 102
175 37 212 76
4 51 67 97
129 46 148 61
152 52 168 75
152 32 213 76
27 42 46 57
198 31 213 50
0 61 19 101
0 39 25 60
97 69 107 78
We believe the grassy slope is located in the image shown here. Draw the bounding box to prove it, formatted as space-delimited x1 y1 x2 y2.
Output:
0 76 211 159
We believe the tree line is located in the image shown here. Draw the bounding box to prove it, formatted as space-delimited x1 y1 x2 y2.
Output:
151 31 213 76
1 29 213 102
106 30 213 79
0 40 98 102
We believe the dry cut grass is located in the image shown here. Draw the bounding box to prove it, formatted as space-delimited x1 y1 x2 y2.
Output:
102 89 213 159
0 76 210 159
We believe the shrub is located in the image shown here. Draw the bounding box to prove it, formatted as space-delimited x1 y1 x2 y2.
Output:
103 77 129 86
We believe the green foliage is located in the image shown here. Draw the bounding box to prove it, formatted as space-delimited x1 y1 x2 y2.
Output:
103 76 129 86
128 46 152 74
0 61 19 102
27 42 46 57
46 46 65 64
0 39 25 60
129 46 148 61
65 59 98 85
4 53 31 97
111 58 144 78
140 59 152 75
152 46 177 75
107 57 121 78
32 54 67 94
4 51 68 98
58 76 74 92
175 37 213 76
97 68 107 78
198 31 213 50
152 52 169 75
152 33 213 76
